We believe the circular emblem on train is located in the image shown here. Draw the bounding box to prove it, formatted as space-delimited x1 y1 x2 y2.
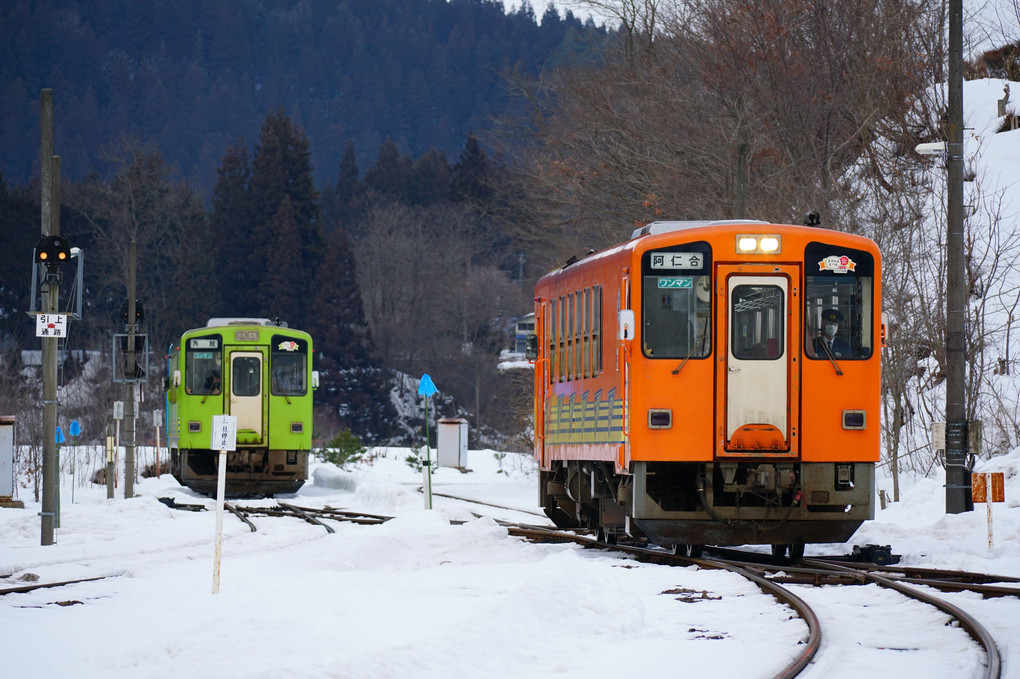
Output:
277 340 299 351
818 254 857 274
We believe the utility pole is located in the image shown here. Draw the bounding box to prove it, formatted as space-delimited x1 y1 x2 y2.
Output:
945 0 970 513
124 241 138 499
39 89 59 546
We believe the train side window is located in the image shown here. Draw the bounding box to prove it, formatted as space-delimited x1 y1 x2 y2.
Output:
583 285 591 377
591 283 595 373
731 284 784 360
804 243 875 360
574 290 582 379
547 302 556 385
563 295 571 381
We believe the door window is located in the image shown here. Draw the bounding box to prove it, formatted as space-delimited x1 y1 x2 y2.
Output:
232 356 261 396
730 284 784 360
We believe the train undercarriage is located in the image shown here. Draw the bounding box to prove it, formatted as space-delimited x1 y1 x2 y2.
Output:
539 459 874 553
170 448 308 496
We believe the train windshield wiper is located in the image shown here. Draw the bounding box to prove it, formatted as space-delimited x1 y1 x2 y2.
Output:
816 333 844 376
672 331 706 375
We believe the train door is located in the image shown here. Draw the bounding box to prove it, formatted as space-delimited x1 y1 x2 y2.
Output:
535 299 550 469
716 265 800 455
227 349 265 444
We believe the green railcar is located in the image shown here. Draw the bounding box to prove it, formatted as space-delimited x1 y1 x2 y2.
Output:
166 318 316 496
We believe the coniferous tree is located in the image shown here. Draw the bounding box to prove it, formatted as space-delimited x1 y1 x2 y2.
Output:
0 174 38 344
335 141 363 213
258 196 305 321
449 135 490 205
306 233 395 442
322 141 365 234
363 139 411 204
408 149 451 207
210 141 253 315
224 108 320 326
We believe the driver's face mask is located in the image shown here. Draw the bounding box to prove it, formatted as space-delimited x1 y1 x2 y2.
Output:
823 323 838 339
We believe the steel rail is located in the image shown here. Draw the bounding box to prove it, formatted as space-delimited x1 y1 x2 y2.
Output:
277 502 335 533
802 559 1001 679
508 527 820 679
0 575 116 596
224 502 258 532
278 504 392 525
815 559 1020 587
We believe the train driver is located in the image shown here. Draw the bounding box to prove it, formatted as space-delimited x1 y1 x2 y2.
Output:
203 370 222 394
812 308 852 358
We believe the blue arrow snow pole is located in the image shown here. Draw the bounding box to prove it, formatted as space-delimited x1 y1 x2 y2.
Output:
418 374 438 509
55 426 66 528
69 420 81 503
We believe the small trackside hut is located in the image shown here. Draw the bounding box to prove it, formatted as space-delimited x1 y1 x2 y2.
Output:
529 221 881 556
166 318 316 496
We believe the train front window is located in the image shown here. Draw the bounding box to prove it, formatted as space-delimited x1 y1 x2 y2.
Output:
185 335 221 395
641 243 712 359
271 335 308 396
730 285 784 359
232 356 262 396
804 242 875 360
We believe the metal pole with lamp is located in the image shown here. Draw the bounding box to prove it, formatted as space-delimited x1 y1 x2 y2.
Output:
915 0 969 513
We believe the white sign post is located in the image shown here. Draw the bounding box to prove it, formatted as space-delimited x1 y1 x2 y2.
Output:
153 409 164 477
112 401 124 489
35 313 68 338
211 415 237 594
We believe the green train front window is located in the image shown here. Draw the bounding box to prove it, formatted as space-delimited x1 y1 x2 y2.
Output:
185 335 221 395
271 335 308 396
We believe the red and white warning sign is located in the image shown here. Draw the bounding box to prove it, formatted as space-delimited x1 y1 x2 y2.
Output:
35 313 68 338
972 472 1005 503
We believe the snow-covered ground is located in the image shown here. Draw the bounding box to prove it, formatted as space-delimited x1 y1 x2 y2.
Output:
1 446 1018 678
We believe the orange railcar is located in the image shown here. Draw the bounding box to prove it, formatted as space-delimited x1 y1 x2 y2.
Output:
530 220 881 554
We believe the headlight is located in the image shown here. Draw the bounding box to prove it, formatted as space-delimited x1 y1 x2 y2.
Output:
735 234 782 254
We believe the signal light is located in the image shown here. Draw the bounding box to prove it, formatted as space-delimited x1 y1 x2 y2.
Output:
120 299 145 324
35 235 71 264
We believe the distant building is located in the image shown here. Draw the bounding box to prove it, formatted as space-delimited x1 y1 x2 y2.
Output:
499 313 535 372
512 313 535 355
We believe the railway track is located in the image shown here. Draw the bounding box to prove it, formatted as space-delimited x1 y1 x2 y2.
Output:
0 501 389 598
0 574 118 597
52 492 1003 679
505 525 1005 679
422 489 1009 678
225 502 393 533
799 558 1001 678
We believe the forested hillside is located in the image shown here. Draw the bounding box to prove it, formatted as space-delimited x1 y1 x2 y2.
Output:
5 0 1020 485
0 0 600 189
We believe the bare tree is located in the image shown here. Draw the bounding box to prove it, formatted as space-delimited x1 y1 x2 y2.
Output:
70 141 212 346
499 0 935 252
352 200 527 433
